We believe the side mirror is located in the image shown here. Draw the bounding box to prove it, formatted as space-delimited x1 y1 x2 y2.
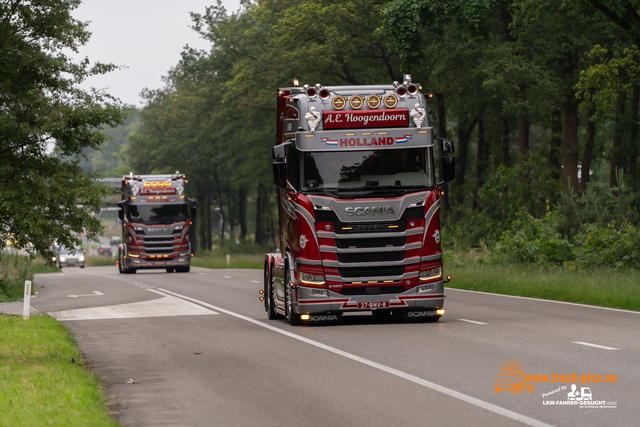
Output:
273 162 287 188
441 155 455 183
117 201 124 220
191 200 197 219
436 136 455 154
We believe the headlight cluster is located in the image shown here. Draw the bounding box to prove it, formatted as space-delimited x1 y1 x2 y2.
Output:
60 256 66 262
79 256 85 261
299 272 325 285
419 267 442 281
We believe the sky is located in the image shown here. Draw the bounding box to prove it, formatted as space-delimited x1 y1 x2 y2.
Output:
71 0 242 107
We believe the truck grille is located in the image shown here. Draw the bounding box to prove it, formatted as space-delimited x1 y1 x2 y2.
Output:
340 286 405 296
335 236 406 249
142 235 176 255
337 251 405 263
338 266 405 278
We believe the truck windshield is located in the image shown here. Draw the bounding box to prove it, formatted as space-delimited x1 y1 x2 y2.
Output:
127 203 189 224
300 148 435 193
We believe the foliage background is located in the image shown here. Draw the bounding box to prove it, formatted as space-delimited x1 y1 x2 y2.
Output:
72 0 640 270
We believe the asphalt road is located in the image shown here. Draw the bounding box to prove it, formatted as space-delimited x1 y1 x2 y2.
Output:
31 266 638 427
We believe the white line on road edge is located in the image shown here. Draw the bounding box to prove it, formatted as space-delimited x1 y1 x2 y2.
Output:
573 341 619 351
446 288 640 315
458 318 487 325
250 280 260 284
146 289 219 314
223 276 232 279
157 288 553 427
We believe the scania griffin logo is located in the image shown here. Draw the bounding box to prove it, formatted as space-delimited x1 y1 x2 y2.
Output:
344 206 395 216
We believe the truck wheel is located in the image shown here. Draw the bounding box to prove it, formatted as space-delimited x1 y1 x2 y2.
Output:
176 266 190 273
285 270 301 326
265 263 279 320
166 268 174 273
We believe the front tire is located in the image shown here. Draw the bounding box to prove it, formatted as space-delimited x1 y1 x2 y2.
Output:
266 262 280 320
285 269 301 326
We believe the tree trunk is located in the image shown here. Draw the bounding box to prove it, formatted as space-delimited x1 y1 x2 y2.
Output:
580 108 596 194
550 108 562 181
255 183 266 245
629 84 639 189
213 165 226 246
610 91 627 188
562 95 580 196
197 183 207 252
500 116 510 166
238 186 247 242
473 118 487 210
517 85 529 159
205 191 212 250
435 92 451 212
455 117 478 205
517 113 529 159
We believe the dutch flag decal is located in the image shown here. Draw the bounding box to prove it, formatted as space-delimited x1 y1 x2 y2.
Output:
395 134 413 143
322 138 338 145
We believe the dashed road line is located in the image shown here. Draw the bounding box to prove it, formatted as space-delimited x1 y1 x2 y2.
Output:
573 341 619 351
250 280 260 284
458 319 487 325
223 276 232 279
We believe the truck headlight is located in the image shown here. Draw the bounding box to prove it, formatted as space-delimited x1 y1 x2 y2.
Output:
299 272 325 285
79 256 85 261
60 256 66 262
419 267 442 281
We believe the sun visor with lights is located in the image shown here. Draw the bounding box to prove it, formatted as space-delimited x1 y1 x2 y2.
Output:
295 127 433 152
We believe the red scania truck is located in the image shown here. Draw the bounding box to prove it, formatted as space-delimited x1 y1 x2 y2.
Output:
117 172 196 274
262 75 455 325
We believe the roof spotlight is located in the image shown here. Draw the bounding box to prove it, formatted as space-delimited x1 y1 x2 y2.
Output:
319 88 330 99
304 84 317 98
407 84 418 94
403 74 412 84
396 86 407 97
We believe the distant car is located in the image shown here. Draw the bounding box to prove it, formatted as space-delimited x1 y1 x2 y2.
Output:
110 236 121 246
98 245 113 256
53 246 85 269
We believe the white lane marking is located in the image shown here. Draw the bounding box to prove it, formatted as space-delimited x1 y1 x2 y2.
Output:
49 293 218 321
573 341 619 351
198 273 206 275
146 289 219 312
223 276 232 279
250 280 260 284
67 291 104 298
446 288 640 315
458 318 487 325
156 288 553 427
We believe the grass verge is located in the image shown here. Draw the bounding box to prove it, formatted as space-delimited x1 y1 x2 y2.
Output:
1 255 59 303
0 315 118 426
192 254 264 269
445 261 640 311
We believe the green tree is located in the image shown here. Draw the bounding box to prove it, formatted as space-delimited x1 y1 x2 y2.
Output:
0 0 128 257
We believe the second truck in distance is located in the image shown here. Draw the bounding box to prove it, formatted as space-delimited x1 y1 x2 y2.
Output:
117 172 196 274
